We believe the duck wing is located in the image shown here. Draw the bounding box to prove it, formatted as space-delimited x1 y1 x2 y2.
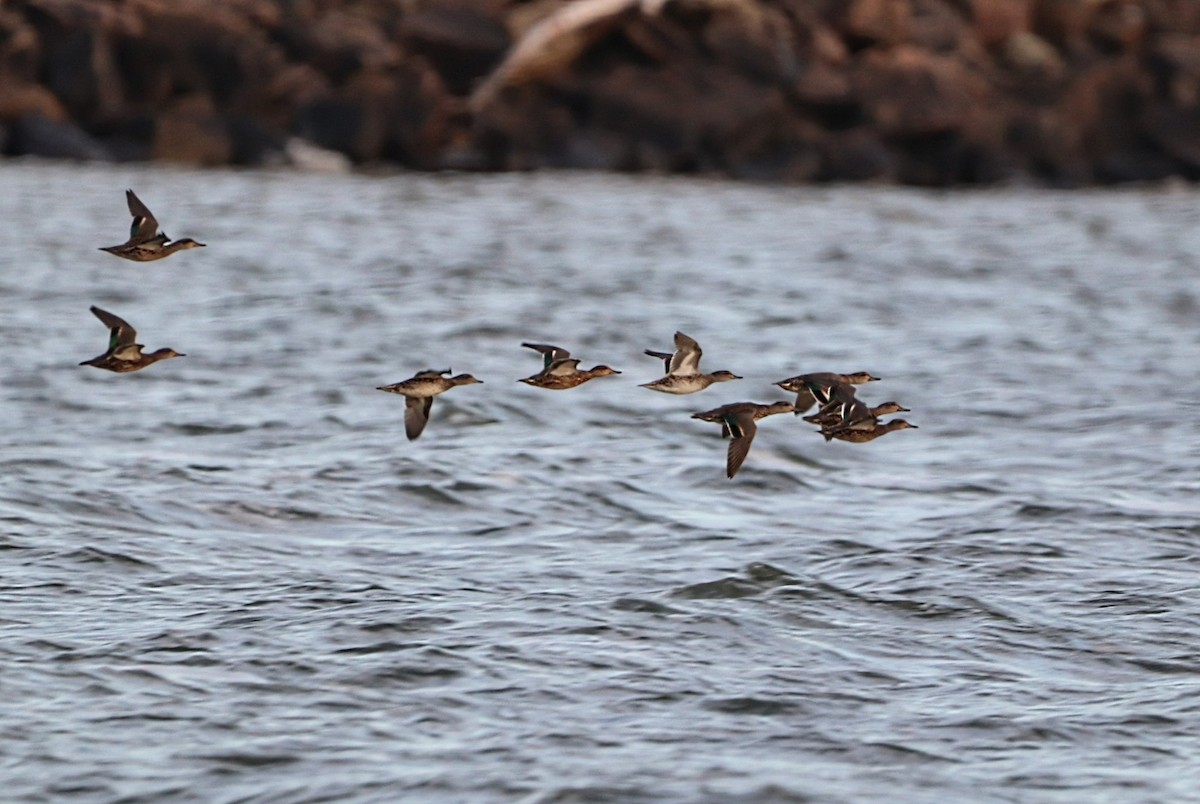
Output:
670 331 702 375
89 305 138 351
111 343 145 361
545 358 581 377
124 190 162 244
723 411 758 478
643 349 673 373
522 342 570 369
405 396 433 441
839 397 877 430
791 387 818 414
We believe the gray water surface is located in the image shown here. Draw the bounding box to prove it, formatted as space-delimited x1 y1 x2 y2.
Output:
1 162 1198 802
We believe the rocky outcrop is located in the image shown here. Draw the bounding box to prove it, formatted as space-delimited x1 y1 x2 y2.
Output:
1 0 1199 184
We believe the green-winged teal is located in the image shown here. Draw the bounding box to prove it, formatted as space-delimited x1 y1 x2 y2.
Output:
691 400 794 478
377 368 483 441
774 371 879 413
79 305 185 372
99 189 205 262
640 331 741 395
518 342 620 390
805 399 909 429
823 419 918 443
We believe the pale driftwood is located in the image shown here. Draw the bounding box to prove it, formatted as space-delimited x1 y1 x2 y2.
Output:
470 0 783 111
470 0 648 111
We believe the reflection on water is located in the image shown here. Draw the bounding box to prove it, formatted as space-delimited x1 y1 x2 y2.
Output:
1 161 1198 801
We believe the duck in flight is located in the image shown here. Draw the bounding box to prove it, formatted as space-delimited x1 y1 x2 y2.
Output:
79 305 185 372
518 342 621 390
774 371 879 414
640 331 741 395
691 401 794 478
822 419 918 443
377 368 484 441
100 189 205 262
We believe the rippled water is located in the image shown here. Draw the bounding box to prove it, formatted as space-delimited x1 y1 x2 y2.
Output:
2 160 1199 801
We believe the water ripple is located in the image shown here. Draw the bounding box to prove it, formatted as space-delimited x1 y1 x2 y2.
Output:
0 165 1198 801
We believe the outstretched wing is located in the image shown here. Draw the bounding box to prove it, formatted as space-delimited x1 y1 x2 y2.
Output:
522 342 570 369
644 349 673 373
89 305 138 350
839 397 876 430
791 387 818 414
724 413 758 478
671 331 702 375
405 396 434 441
125 190 161 244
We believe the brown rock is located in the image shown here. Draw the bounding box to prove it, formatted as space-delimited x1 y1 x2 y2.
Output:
1149 33 1200 107
0 79 68 122
22 0 128 122
1031 0 1092 53
621 12 704 65
1087 0 1147 53
260 63 332 125
5 114 112 160
296 71 390 162
811 23 850 66
296 61 455 165
471 83 577 170
287 9 399 81
401 4 511 95
907 0 969 53
701 3 800 83
1141 0 1200 35
1142 103 1200 173
819 126 894 180
1052 57 1166 181
117 2 289 120
1061 57 1149 137
152 96 232 166
0 9 42 82
793 61 853 106
838 0 912 48
386 61 460 167
853 46 985 137
1001 31 1066 81
971 0 1032 48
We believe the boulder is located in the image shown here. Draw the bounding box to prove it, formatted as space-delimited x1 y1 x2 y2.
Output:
0 79 68 122
1148 33 1200 107
971 0 1032 48
700 2 800 83
1086 0 1147 54
21 0 128 123
0 8 42 82
907 0 970 53
837 0 912 49
281 8 399 83
152 96 233 166
819 126 894 181
1141 104 1200 176
401 4 511 95
296 61 455 165
5 114 112 160
853 46 985 137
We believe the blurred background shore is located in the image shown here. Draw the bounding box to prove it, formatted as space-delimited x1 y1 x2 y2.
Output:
3 0 1199 185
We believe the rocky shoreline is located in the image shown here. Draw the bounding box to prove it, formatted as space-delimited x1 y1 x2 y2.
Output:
2 0 1199 184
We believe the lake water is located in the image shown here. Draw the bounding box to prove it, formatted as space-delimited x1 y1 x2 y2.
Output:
1 160 1198 802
